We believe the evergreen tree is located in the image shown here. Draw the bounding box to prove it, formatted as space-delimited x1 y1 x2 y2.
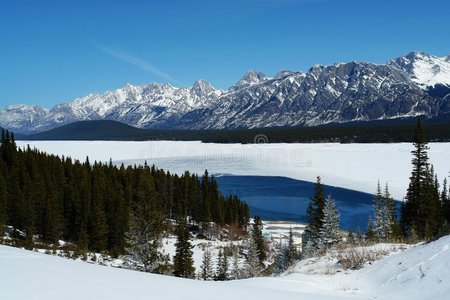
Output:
200 247 214 281
373 182 396 241
0 167 7 232
89 177 109 252
365 217 375 241
215 249 229 281
245 237 261 278
318 195 341 247
173 217 195 278
384 183 397 240
373 181 385 240
402 120 442 239
251 216 266 264
274 244 289 274
302 240 316 258
286 227 298 265
355 227 364 242
231 247 241 280
304 176 325 249
441 177 450 225
0 131 250 256
125 173 167 273
346 230 355 244
43 181 62 244
274 229 298 275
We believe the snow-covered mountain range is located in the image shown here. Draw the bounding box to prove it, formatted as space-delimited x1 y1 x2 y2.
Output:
1 51 450 134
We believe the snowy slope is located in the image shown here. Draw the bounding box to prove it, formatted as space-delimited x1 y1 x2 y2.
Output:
16 141 450 200
351 237 450 299
1 235 450 299
389 51 450 88
0 244 350 300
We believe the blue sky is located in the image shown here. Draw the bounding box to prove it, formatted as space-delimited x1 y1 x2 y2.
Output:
1 0 449 108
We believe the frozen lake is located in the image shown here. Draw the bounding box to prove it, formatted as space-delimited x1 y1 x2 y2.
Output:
17 141 450 200
216 175 388 230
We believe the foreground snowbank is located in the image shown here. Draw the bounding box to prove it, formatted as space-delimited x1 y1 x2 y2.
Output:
1 235 449 300
0 245 349 300
354 236 450 299
16 141 450 199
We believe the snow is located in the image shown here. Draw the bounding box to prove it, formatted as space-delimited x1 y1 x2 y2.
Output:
16 141 450 200
390 52 450 88
2 234 450 299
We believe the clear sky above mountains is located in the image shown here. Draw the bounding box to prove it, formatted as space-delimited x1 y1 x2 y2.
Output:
1 0 449 108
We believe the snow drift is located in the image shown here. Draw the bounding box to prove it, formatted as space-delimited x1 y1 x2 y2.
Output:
1 235 449 300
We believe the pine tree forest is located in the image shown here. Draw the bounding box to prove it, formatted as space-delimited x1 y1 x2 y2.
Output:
0 129 250 256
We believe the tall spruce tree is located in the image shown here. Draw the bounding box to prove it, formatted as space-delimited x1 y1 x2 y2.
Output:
304 176 325 248
402 120 442 239
442 177 450 226
173 217 195 278
251 216 266 264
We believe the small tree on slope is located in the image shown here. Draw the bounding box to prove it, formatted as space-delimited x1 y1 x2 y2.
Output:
200 247 214 281
373 182 396 241
215 249 229 281
318 195 341 248
173 217 195 278
245 237 262 278
251 216 266 264
274 227 298 274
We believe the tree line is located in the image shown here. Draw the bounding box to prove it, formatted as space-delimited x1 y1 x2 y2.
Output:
0 129 250 257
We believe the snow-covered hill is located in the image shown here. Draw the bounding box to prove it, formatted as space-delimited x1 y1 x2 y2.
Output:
1 51 449 134
1 234 449 299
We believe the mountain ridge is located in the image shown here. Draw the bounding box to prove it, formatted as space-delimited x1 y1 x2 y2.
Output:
1 51 449 134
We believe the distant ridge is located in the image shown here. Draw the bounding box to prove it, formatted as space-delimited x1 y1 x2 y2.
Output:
24 120 155 140
19 115 450 143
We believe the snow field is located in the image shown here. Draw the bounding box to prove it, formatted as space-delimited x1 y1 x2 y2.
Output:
2 235 450 299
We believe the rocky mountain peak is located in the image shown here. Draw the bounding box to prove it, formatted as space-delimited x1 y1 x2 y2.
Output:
191 80 217 97
388 52 450 88
230 70 268 91
273 70 295 79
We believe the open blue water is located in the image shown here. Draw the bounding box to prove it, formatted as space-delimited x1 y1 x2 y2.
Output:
216 175 400 231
